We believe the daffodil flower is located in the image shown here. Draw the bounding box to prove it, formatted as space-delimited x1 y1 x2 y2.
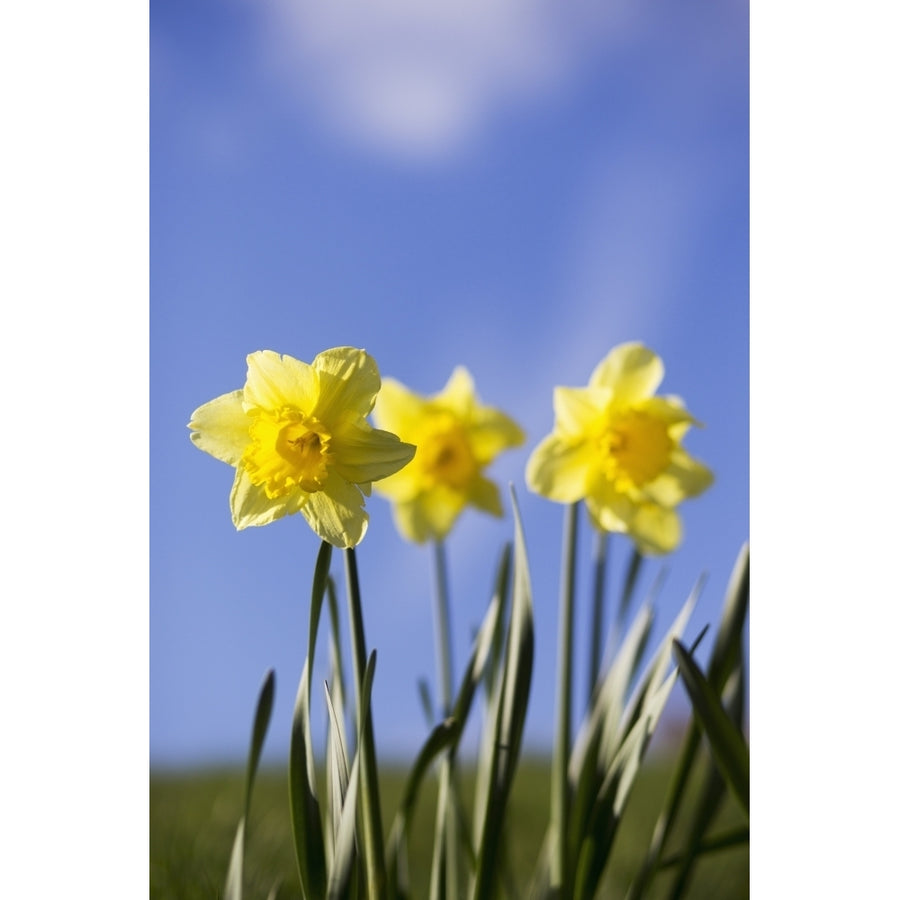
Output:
526 342 713 555
188 347 416 548
372 367 525 543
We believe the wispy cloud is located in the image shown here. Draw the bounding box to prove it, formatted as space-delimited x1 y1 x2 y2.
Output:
246 0 646 160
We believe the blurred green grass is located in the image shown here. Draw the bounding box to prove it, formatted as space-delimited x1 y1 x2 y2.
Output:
150 750 747 899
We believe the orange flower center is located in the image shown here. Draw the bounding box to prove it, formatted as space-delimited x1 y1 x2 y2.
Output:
243 408 332 498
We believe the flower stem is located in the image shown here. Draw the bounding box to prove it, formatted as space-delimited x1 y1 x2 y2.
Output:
344 547 386 899
431 539 459 900
432 540 454 715
551 501 579 896
586 529 608 708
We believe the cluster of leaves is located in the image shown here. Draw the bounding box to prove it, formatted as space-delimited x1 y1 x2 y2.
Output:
223 495 748 899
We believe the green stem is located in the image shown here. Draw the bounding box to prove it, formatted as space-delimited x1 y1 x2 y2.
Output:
344 548 386 899
587 529 608 707
432 540 454 714
551 502 579 896
431 540 459 900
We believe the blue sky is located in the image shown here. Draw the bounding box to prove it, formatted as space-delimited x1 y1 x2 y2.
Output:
150 0 748 766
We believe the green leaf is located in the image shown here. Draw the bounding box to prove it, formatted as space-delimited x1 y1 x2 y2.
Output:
344 548 387 900
288 540 331 900
706 544 749 691
471 486 534 900
324 681 352 862
417 678 435 728
568 586 697 899
324 576 348 871
566 602 654 875
616 545 644 629
663 654 745 900
224 668 276 900
672 640 749 816
625 545 748 900
658 827 750 870
326 651 376 900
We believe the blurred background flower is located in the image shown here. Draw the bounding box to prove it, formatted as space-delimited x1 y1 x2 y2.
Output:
151 0 748 765
373 367 524 543
526 342 713 555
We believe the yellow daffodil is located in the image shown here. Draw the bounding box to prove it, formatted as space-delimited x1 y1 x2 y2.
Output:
188 347 416 548
372 367 525 543
526 342 713 555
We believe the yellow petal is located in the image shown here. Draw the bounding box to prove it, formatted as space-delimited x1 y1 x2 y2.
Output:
590 343 664 402
393 486 467 543
230 466 307 529
637 395 696 427
526 434 594 502
467 410 525 462
643 449 714 507
243 351 317 412
330 422 416 484
189 390 250 465
553 385 608 437
312 347 382 421
371 463 423 502
467 475 503 517
372 377 429 439
301 473 369 548
585 484 637 533
629 504 683 555
437 366 476 417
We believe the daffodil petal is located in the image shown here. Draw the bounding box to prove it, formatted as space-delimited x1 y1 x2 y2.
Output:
468 411 525 462
330 422 417 484
371 464 423 502
629 504 682 555
467 476 503 517
585 484 637 533
230 466 307 530
525 434 594 502
438 366 476 417
394 487 466 543
312 347 382 421
301 474 368 548
644 449 714 507
553 386 609 437
243 351 317 412
189 390 249 465
372 378 429 440
589 342 664 401
638 395 696 427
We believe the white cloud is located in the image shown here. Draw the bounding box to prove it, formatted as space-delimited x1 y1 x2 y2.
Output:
246 0 640 160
